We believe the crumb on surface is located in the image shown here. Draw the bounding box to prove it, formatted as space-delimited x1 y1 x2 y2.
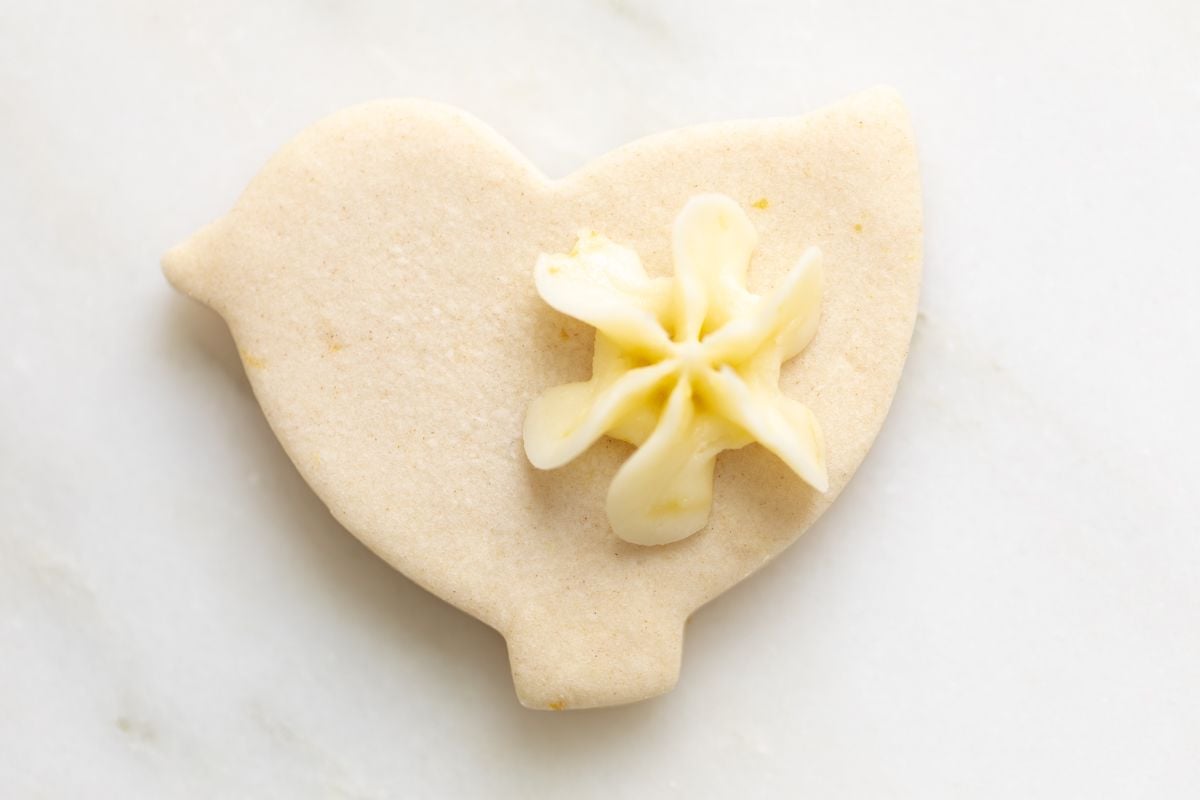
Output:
751 197 769 209
854 223 863 232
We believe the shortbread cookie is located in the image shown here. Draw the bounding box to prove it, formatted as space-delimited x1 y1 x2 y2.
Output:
164 87 922 709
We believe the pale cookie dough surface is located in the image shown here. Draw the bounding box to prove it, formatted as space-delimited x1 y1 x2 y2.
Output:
164 87 922 709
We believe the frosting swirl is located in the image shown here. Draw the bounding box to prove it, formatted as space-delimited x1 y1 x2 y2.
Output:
525 194 827 545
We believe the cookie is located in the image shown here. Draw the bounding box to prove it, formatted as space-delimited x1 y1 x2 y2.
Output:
164 86 922 709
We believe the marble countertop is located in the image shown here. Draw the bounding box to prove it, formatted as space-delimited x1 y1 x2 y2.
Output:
3 1 1198 796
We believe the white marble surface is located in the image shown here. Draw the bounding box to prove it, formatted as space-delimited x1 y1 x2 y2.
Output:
3 0 1199 796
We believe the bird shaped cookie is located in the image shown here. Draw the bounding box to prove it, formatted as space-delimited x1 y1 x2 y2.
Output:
164 87 922 709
